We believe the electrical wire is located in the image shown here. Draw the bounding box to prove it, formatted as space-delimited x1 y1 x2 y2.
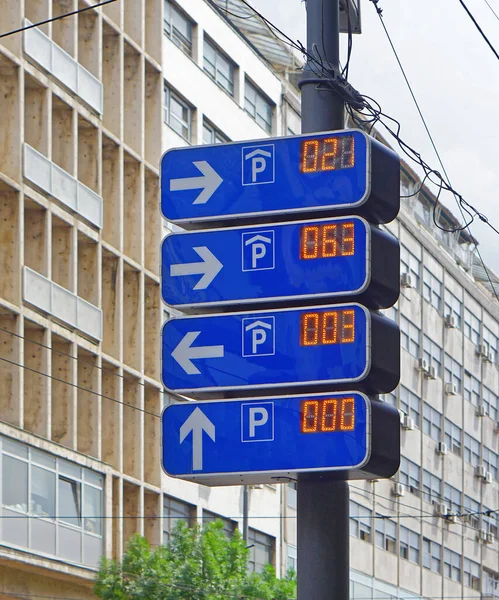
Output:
457 0 499 60
0 0 119 40
483 0 499 20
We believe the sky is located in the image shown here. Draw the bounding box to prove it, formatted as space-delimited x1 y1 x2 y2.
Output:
249 0 499 271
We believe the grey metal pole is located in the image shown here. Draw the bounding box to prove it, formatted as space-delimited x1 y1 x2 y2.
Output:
298 1 349 599
242 485 249 543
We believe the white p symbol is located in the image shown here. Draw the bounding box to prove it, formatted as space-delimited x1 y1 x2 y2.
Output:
252 157 267 182
252 328 267 354
252 243 267 268
249 407 268 438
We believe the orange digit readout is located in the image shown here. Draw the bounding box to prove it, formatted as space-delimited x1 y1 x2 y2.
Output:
300 397 356 433
299 222 356 260
300 135 355 173
300 309 355 346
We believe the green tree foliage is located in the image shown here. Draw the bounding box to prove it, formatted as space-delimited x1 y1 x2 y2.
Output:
94 520 296 600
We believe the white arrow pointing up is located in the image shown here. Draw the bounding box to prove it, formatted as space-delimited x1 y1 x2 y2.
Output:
170 246 223 290
172 331 224 375
169 161 223 205
180 407 215 471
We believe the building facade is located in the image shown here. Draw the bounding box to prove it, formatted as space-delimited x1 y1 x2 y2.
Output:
0 0 499 599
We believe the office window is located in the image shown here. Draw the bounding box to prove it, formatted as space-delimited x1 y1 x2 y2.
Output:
463 495 480 529
443 483 461 514
163 495 195 543
202 120 229 145
444 354 462 392
164 85 192 141
380 391 397 407
400 315 420 358
463 433 480 467
423 336 442 377
383 304 398 322
423 538 441 574
350 501 372 543
0 436 103 567
483 325 499 363
286 544 297 573
444 419 462 456
375 516 397 554
203 38 235 96
483 387 498 421
483 448 498 480
164 1 193 55
464 371 480 406
464 308 480 345
423 268 442 311
400 386 421 427
444 288 462 328
399 457 420 494
244 80 273 133
463 558 480 590
483 508 499 537
423 404 442 441
248 528 274 573
203 511 236 539
399 526 420 564
287 482 297 509
444 548 461 582
422 470 441 504
483 570 499 598
401 246 421 290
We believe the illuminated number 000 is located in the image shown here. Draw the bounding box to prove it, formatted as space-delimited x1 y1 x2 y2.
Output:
301 397 355 433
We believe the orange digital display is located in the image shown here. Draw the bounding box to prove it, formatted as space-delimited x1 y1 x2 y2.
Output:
300 309 355 346
300 222 355 259
301 397 355 433
300 135 355 173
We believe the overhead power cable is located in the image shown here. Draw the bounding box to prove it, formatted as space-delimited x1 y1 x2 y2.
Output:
0 0 119 40
457 0 499 60
483 0 499 20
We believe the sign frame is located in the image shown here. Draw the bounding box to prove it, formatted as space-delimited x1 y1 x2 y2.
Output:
161 302 400 398
160 129 400 227
161 216 400 311
161 392 400 486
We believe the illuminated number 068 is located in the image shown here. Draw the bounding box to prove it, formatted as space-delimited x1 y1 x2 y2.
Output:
301 397 355 433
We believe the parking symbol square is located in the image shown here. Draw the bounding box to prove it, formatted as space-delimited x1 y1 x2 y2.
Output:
242 230 275 271
242 144 275 186
242 317 275 357
241 402 274 442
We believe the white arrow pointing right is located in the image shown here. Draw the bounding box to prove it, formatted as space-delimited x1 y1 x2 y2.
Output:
170 246 223 290
171 331 224 375
180 407 216 471
169 161 223 205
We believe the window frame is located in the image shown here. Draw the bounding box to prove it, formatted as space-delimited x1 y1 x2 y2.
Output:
244 79 273 134
164 84 192 142
203 37 236 96
164 0 193 56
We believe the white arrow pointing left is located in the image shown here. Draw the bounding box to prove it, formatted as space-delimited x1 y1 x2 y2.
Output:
180 407 215 471
169 161 223 205
172 331 224 375
170 246 223 290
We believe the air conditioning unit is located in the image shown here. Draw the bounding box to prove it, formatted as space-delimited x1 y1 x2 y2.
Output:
392 482 405 497
485 471 493 484
425 365 437 380
486 532 495 544
478 529 488 543
476 343 488 358
476 404 486 417
495 421 499 433
401 273 414 288
436 442 448 455
417 357 429 373
401 415 415 431
445 382 458 396
447 513 458 524
436 502 449 517
476 464 487 479
444 314 457 329
485 350 494 364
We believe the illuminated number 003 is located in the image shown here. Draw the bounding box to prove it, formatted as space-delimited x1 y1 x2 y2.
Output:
301 398 355 433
